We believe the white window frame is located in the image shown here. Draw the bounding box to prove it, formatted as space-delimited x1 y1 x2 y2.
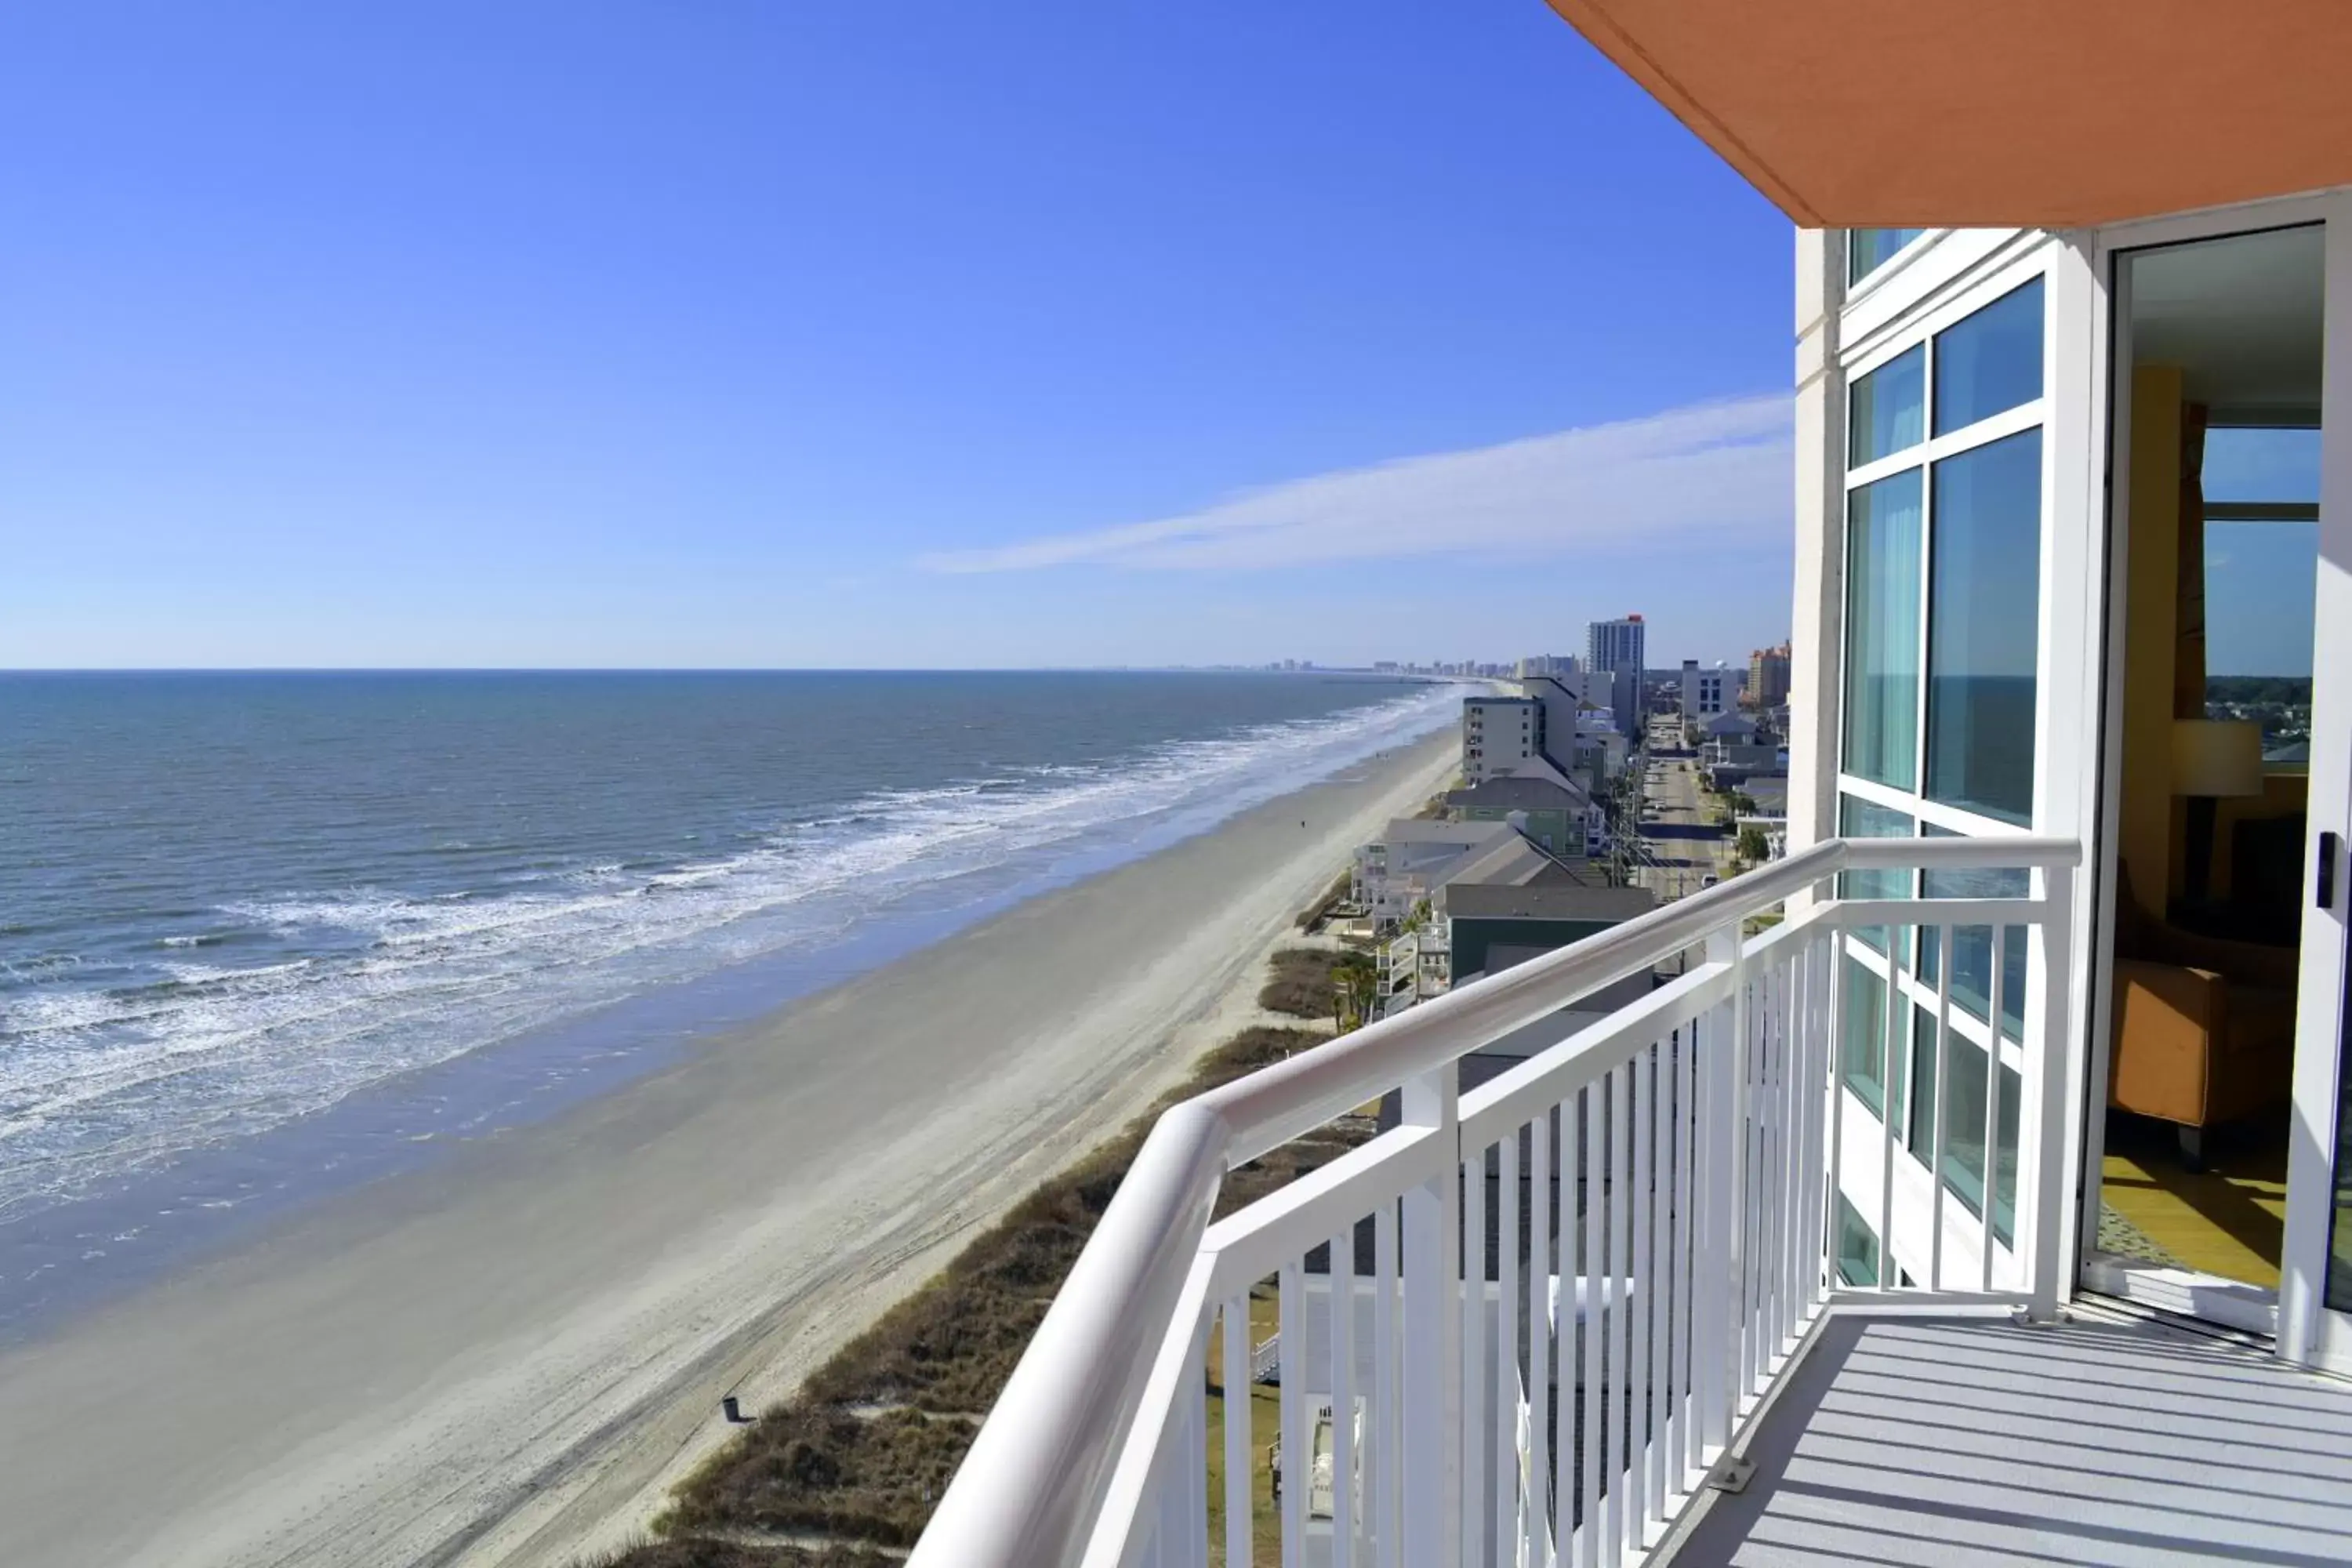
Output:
1831 239 2074 1282
2081 190 2352 1357
1836 245 2061 837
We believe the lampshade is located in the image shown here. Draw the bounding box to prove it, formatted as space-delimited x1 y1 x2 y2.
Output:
2171 719 2265 798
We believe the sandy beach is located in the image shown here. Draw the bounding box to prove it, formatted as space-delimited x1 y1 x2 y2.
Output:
0 731 1455 1568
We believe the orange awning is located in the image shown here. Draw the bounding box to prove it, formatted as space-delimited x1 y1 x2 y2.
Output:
1541 0 2352 228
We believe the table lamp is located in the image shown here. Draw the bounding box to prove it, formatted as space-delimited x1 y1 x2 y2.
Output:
2171 718 2265 906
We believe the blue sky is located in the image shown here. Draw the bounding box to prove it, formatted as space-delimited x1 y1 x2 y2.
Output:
1 2 1797 670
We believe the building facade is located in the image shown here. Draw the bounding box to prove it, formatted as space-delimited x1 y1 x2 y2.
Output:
1584 615 1646 739
1788 209 2352 1367
1457 694 1539 785
1679 658 1733 721
1746 641 1791 707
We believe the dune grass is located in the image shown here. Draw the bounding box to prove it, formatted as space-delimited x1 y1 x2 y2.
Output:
1257 946 1342 1020
601 1014 1369 1567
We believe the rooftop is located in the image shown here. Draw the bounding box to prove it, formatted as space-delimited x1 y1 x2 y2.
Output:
1446 773 1592 811
1438 879 1655 923
1372 818 1514 848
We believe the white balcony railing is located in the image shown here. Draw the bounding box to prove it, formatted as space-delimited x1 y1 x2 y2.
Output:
909 835 2080 1568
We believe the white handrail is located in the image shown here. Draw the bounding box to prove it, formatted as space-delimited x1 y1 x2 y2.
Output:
908 834 2079 1568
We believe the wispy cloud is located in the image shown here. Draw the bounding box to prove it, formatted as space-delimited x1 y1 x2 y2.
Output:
918 393 1792 574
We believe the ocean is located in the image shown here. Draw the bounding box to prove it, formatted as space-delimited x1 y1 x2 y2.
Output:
0 670 1457 1328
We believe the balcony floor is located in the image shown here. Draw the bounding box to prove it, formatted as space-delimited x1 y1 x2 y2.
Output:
1667 1305 2352 1567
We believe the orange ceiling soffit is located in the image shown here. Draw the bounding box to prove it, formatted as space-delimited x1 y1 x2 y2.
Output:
1541 0 2352 229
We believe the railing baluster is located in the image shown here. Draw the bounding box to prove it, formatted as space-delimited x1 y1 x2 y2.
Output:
1606 1059 1632 1566
1459 1156 1483 1568
1646 1036 1671 1529
1675 1020 1700 1492
1699 931 1735 1457
1333 1223 1357 1568
1375 1203 1399 1568
1557 1094 1579 1568
1930 924 1955 1291
1826 934 1849 1301
1280 1258 1305 1568
1187 1319 1210 1568
1726 928 1751 1429
1628 1044 1653 1555
1740 964 1764 1401
1578 1080 1603 1568
1780 946 1802 1353
2027 863 2075 1321
1224 1291 1251 1568
1773 949 1798 1358
1878 927 1900 1292
1984 925 2006 1294
1497 1130 1520 1568
1527 1106 1552 1568
1750 958 1776 1391
1399 1066 1461 1563
1803 930 1831 1312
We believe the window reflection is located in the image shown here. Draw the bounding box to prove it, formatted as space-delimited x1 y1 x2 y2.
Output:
1926 430 2042 822
1933 279 2043 435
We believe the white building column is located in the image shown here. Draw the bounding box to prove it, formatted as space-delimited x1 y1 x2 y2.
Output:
1787 227 1845 873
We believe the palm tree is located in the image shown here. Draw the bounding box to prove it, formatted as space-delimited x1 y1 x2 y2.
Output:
1330 953 1380 1030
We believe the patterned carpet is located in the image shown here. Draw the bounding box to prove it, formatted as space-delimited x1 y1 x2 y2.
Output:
2096 1199 2183 1268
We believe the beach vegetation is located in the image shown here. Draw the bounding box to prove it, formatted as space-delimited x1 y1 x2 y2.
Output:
1258 946 1345 1020
617 1024 1358 1566
1330 953 1380 1029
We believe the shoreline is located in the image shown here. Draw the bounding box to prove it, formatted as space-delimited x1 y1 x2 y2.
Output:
2 684 1461 1345
0 730 1458 1568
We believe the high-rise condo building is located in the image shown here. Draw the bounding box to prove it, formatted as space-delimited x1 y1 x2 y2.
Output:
1585 615 1646 739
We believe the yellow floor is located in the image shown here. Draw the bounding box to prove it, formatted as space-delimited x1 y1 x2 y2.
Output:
2100 1110 2288 1288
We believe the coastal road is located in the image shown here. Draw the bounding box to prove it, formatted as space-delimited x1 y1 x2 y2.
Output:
0 735 1461 1568
1633 728 1733 905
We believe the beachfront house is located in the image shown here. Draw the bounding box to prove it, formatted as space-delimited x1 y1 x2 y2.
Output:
913 7 2352 1566
1381 829 1646 1016
1349 818 1515 927
1445 772 1598 859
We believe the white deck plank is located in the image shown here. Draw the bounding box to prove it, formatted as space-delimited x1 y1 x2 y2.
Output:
1666 1310 2352 1568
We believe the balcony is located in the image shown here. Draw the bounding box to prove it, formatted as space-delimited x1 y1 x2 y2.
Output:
906 834 2352 1566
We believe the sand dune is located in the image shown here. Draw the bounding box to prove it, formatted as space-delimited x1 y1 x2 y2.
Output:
0 732 1455 1568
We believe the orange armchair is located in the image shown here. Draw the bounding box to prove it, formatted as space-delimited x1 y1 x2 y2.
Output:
2107 870 2296 1167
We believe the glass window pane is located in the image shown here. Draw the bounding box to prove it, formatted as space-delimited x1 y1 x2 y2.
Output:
2205 426 2321 504
1933 278 2044 435
1940 1033 1991 1216
1836 1193 1883 1287
1838 795 1914 955
1994 1061 2020 1247
1849 347 1925 466
1932 1035 2016 1245
1906 1004 1935 1154
1926 429 2042 823
1843 469 1923 789
1842 953 1888 1116
1918 825 2029 1040
1849 228 1925 285
2205 520 2317 757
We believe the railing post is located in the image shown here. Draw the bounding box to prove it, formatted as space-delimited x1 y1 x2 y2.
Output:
1400 1063 1461 1566
1698 926 1742 1461
2024 862 2075 1324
